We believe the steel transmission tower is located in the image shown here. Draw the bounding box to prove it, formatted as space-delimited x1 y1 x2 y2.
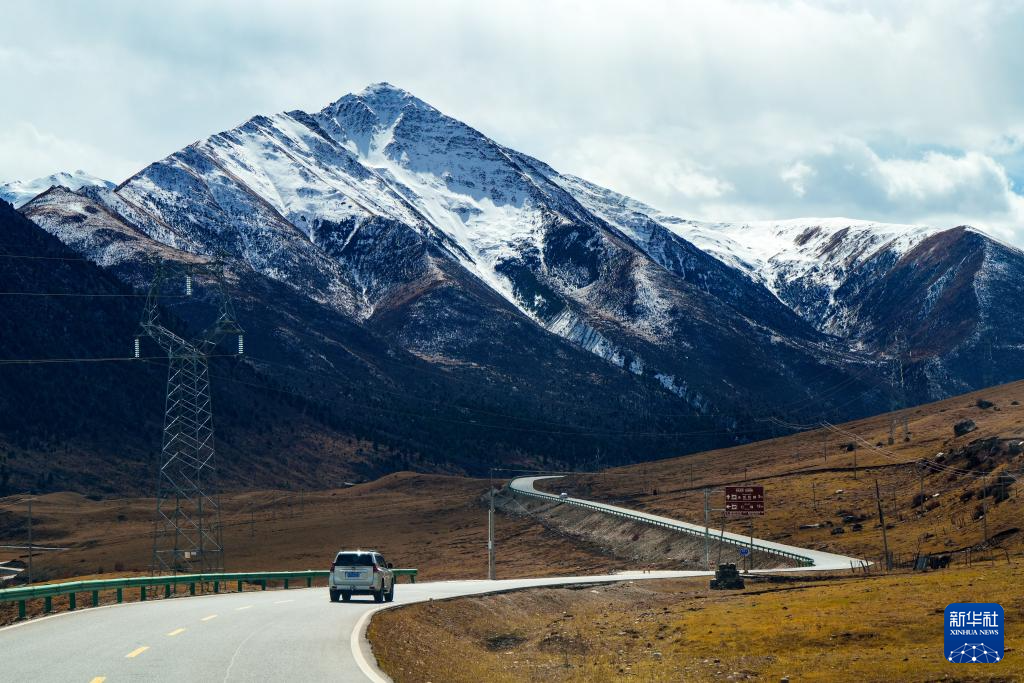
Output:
138 260 243 575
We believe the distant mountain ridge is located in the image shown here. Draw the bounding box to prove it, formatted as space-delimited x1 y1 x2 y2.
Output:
0 170 113 208
8 83 1024 487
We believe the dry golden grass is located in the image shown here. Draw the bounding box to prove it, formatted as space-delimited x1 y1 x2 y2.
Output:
0 472 627 583
547 380 1024 565
0 472 634 624
370 562 1024 682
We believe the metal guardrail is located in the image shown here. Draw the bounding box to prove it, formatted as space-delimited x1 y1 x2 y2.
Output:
512 485 814 567
0 568 418 621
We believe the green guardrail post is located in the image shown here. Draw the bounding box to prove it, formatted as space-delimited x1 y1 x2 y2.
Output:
69 593 76 611
116 587 123 603
18 600 25 620
284 579 290 590
189 583 195 596
306 576 312 588
261 580 266 591
44 596 51 613
165 583 171 599
140 586 146 602
91 590 99 607
214 581 219 594
237 580 243 592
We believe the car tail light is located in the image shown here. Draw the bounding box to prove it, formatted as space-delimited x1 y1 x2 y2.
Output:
372 564 380 574
330 562 336 571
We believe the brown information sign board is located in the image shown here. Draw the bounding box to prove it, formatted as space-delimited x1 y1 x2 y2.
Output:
725 485 764 516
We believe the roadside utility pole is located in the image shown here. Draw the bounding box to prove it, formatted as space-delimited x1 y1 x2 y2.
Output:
27 497 33 584
874 479 891 571
488 470 496 580
704 487 710 570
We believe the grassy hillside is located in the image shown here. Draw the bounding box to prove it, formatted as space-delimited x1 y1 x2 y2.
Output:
371 565 1023 682
542 379 1024 565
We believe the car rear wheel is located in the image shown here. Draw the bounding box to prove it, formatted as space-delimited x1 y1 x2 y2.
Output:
374 585 385 603
341 592 351 602
385 582 395 603
329 589 340 603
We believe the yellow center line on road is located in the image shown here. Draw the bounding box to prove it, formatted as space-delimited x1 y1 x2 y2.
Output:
125 646 149 658
200 614 218 622
235 605 252 611
167 628 186 637
89 677 106 683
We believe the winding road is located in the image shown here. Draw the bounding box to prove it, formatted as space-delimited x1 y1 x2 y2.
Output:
0 476 865 681
511 475 864 571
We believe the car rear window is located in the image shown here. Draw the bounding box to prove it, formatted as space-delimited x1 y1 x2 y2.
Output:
335 553 374 566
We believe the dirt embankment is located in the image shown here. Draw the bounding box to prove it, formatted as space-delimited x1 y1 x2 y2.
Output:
496 491 796 570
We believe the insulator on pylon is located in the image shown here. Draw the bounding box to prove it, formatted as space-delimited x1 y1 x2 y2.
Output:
237 334 244 355
133 337 141 358
185 274 193 296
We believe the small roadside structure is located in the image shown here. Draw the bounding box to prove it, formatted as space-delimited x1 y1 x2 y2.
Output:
710 563 745 590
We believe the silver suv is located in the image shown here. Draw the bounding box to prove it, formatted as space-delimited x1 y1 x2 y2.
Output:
329 550 395 603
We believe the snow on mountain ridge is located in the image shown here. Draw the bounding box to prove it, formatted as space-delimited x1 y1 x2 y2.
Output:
0 170 114 208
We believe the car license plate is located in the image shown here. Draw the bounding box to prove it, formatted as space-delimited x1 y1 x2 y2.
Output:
346 571 361 578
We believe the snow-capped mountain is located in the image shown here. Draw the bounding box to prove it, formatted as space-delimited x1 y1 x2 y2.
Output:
0 170 113 207
17 82 1023 453
53 83 881 422
553 175 1024 397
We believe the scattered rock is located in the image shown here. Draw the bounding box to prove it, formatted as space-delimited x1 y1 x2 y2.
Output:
954 419 977 437
976 398 994 409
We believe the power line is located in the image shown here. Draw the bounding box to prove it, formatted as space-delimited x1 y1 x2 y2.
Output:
0 252 93 262
0 291 184 298
192 360 786 439
0 353 238 366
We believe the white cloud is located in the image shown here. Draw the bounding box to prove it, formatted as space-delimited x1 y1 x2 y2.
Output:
0 123 139 182
781 162 815 198
877 151 1012 208
556 135 732 208
2 1 1024 241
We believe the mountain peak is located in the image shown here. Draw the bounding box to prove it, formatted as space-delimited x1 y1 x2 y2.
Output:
358 81 411 97
322 82 434 123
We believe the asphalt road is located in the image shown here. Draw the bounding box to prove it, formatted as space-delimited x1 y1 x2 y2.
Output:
0 570 710 682
1 477 864 681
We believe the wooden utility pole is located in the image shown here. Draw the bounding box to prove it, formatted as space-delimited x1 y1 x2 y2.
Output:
981 477 988 547
704 487 711 570
874 479 891 571
27 498 33 585
487 469 496 580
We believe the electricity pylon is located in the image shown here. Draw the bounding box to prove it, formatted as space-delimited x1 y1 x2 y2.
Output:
138 259 243 575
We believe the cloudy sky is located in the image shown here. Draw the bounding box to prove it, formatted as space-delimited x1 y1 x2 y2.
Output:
3 0 1024 241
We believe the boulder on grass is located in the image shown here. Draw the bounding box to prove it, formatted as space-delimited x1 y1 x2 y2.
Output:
954 419 977 437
